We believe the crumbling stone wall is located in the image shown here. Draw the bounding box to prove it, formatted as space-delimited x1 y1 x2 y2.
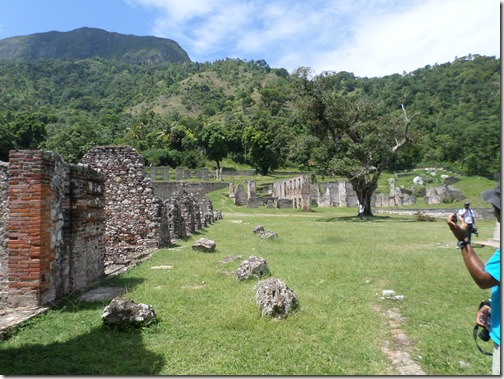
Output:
1 146 219 309
3 151 106 308
233 176 416 209
167 184 205 237
0 162 9 307
272 175 311 211
314 179 416 208
81 146 170 266
151 182 227 204
315 182 358 207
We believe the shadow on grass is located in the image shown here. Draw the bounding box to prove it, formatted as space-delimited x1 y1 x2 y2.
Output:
316 215 415 222
0 324 165 375
48 276 146 315
103 275 145 290
174 229 209 243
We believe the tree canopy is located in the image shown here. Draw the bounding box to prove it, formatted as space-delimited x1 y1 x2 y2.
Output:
0 55 499 182
293 67 421 214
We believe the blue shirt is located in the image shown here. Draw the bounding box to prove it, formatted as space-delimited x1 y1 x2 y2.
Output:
485 248 500 346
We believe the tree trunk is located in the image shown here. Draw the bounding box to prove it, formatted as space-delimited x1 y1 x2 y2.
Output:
350 177 378 216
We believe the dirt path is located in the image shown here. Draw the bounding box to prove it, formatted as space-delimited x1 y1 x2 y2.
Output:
373 304 426 375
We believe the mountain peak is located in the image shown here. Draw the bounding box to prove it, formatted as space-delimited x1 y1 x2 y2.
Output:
0 27 191 64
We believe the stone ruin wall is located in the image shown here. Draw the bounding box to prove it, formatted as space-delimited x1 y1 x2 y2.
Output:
0 146 218 309
231 176 416 209
0 151 106 308
0 162 10 307
81 146 169 266
272 175 312 211
314 178 416 208
81 146 219 267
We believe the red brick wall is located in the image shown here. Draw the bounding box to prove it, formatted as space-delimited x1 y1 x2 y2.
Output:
7 151 56 307
5 151 106 308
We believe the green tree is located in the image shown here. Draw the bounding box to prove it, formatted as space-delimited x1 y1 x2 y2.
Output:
9 111 51 149
0 120 15 161
242 114 290 175
40 111 105 163
198 122 228 170
294 68 420 215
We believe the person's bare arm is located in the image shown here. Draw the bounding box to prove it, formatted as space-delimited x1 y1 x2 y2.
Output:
446 214 499 289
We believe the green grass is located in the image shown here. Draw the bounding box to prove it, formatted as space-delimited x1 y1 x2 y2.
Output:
0 193 498 375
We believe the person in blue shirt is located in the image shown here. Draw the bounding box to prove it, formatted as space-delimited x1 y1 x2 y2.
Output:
447 183 500 375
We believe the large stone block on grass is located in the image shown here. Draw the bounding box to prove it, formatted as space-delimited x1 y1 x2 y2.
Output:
254 277 299 319
252 225 264 234
192 237 216 252
102 298 157 328
236 256 269 281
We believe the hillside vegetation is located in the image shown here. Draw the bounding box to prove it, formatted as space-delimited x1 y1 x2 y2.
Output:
0 27 190 64
0 29 499 179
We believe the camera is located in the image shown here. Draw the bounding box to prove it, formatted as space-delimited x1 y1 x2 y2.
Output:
478 315 491 342
451 212 458 223
473 300 493 356
476 301 491 342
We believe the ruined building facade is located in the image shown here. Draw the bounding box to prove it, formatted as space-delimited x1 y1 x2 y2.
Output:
231 175 416 209
0 146 218 310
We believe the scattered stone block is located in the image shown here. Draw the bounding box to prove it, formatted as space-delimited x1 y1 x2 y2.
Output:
192 237 216 252
246 197 263 208
381 289 405 301
102 297 157 328
276 199 293 208
413 176 424 186
259 231 278 239
253 225 264 234
236 256 269 281
254 277 299 319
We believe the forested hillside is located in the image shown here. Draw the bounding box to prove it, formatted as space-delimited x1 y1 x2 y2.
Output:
0 27 191 64
0 52 499 177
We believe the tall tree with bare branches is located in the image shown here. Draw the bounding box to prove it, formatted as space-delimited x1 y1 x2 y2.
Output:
293 68 420 215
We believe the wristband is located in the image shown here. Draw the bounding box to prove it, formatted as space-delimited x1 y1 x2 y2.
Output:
459 240 471 249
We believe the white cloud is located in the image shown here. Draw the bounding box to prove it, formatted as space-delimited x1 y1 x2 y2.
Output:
127 0 501 77
320 0 501 77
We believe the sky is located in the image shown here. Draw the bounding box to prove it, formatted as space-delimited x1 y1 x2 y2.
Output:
0 0 500 77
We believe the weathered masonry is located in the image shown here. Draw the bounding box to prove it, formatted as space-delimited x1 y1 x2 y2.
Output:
231 175 416 209
1 151 106 308
81 146 169 266
0 146 219 310
272 175 312 211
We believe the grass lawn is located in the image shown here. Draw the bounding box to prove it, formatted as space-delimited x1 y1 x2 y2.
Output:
0 187 499 375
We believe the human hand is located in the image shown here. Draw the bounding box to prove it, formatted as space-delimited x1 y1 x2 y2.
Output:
446 213 469 240
476 304 491 327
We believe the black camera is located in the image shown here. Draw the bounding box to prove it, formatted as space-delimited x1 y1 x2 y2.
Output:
477 315 491 342
451 212 458 223
473 300 492 356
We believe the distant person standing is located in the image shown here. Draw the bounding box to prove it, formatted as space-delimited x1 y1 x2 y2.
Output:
358 202 365 220
458 202 476 242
